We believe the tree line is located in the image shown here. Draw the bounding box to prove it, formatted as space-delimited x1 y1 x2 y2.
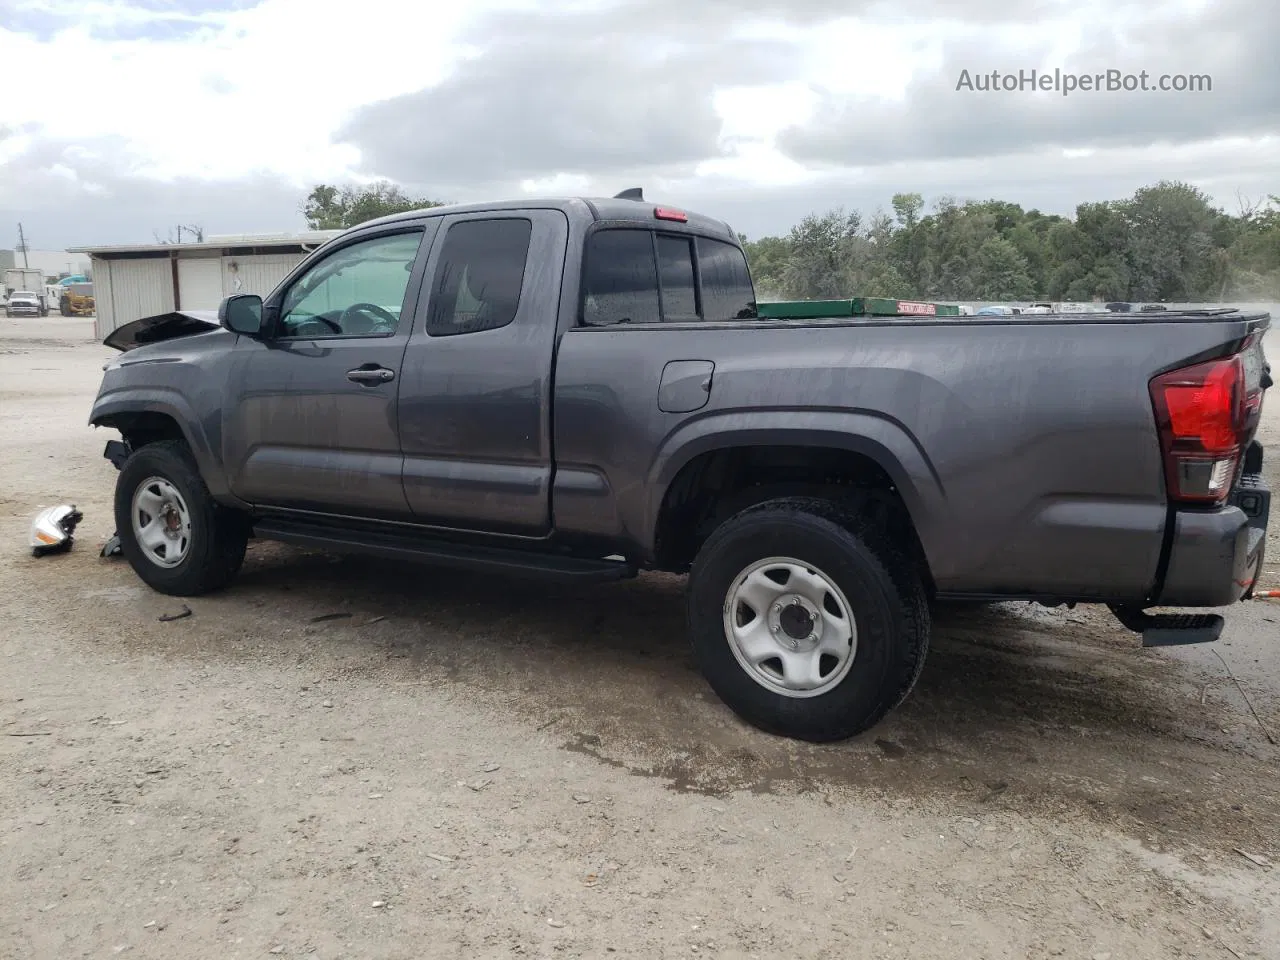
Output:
303 180 1280 303
741 181 1280 303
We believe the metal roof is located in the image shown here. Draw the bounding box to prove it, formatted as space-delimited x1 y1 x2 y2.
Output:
68 230 343 256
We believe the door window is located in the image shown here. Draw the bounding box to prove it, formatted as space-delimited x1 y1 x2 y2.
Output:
425 218 533 336
279 231 424 339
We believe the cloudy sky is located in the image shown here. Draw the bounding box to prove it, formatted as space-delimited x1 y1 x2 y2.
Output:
1 0 1276 249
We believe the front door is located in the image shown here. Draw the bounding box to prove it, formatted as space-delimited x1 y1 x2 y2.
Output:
223 224 436 520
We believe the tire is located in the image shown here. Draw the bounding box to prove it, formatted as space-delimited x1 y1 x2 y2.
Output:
114 439 249 596
687 496 930 742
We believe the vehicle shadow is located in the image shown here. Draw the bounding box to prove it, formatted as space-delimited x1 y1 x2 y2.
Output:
216 544 1274 850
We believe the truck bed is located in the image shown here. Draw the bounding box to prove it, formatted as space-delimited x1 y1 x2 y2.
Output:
549 309 1269 603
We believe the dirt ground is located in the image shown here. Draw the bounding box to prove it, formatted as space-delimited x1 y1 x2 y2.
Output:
2 317 1278 960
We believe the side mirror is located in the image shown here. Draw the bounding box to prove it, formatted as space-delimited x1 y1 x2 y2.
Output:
218 294 263 335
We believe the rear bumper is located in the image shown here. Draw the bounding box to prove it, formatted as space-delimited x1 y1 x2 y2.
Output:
1154 445 1270 607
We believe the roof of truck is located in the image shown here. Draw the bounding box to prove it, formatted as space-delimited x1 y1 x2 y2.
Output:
359 194 739 242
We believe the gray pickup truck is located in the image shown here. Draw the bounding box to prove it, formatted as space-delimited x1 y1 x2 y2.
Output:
89 191 1272 742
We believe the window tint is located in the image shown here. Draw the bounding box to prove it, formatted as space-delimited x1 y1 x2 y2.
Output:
582 229 660 326
656 235 697 321
698 238 756 320
426 218 532 337
279 231 423 338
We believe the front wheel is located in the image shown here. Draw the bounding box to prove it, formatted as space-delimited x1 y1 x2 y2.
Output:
687 497 929 742
114 440 249 596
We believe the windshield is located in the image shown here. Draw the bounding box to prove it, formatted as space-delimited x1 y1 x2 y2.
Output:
11 292 36 300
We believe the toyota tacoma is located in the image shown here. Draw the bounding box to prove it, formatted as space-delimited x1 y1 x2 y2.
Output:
88 190 1272 742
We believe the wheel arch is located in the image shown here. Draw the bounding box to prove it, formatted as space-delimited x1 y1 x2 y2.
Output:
646 413 946 579
90 390 232 501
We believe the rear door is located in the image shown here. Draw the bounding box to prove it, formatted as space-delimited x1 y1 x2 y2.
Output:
223 222 437 519
397 209 568 534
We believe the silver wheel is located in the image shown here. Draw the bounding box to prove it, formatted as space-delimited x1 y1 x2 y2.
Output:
130 476 193 569
722 556 857 698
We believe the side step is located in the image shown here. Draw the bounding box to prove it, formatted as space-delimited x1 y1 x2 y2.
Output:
1108 605 1226 647
252 517 637 583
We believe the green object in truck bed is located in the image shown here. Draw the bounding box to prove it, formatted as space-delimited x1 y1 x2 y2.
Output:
757 298 960 319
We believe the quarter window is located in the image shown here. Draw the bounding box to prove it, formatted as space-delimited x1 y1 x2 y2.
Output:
279 231 423 338
426 218 532 336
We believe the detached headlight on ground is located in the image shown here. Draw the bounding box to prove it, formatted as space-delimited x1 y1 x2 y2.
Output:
29 504 84 557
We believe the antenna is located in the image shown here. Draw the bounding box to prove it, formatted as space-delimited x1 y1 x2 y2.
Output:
16 222 29 268
613 188 643 201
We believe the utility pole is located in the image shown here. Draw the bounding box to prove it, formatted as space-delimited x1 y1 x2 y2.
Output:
16 222 29 268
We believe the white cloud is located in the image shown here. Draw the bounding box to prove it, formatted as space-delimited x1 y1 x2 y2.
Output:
0 0 1274 245
0 0 507 184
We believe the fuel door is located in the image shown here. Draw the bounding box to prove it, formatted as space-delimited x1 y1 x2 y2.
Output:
658 360 715 413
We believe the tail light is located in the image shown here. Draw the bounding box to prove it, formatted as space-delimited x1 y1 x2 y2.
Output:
1150 336 1265 504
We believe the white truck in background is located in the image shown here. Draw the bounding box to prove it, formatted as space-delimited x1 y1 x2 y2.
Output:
3 267 49 315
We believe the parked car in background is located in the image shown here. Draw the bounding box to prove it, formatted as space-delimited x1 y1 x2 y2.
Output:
1140 304 1169 312
975 305 1014 316
3 268 49 315
4 291 42 317
1106 302 1132 312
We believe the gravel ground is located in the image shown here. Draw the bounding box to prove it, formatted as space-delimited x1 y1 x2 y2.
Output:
1 317 1278 960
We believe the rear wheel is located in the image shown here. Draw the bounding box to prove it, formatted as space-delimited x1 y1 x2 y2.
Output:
687 497 929 742
114 440 249 596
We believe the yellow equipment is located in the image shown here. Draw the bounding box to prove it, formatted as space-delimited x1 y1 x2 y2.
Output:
60 282 96 317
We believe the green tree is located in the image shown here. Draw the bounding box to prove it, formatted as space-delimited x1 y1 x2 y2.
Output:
736 180 1280 305
781 209 863 299
891 192 923 229
973 237 1035 300
1119 180 1221 301
303 181 444 230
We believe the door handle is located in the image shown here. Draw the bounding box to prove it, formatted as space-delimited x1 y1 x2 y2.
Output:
347 366 395 384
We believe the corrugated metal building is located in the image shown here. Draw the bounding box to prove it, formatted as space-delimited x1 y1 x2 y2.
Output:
69 232 341 339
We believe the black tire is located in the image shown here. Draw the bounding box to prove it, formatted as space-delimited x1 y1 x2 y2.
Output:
114 439 249 596
687 496 929 742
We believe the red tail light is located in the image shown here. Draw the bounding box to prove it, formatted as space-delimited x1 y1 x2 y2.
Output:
1150 339 1264 504
654 207 688 222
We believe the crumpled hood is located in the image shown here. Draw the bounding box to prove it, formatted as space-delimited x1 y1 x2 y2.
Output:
103 309 221 351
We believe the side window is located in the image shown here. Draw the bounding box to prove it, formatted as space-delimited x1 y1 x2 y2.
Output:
425 218 532 337
279 231 423 338
582 229 660 326
656 235 698 321
698 238 757 321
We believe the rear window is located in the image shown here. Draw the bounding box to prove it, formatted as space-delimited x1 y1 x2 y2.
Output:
581 228 755 326
656 235 698 321
698 238 756 320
